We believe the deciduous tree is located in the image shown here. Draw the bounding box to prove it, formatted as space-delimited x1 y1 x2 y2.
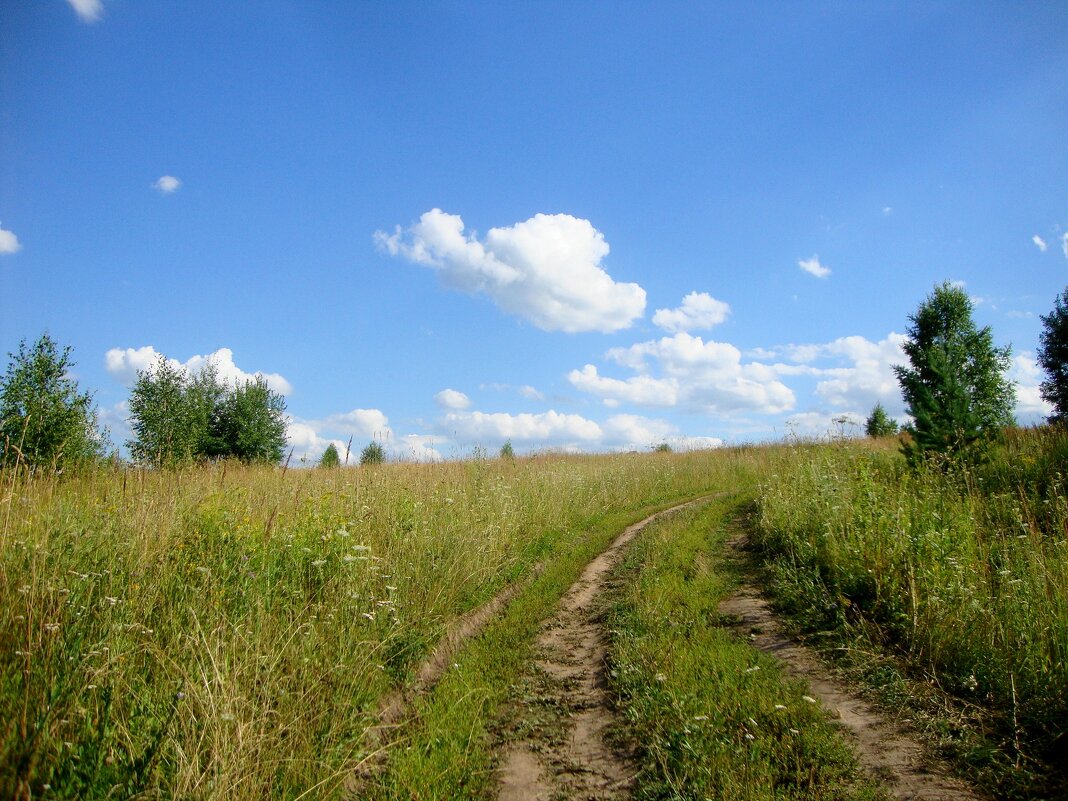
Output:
0 333 107 468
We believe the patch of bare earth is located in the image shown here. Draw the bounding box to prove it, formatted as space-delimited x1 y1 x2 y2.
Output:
496 500 708 801
719 530 987 801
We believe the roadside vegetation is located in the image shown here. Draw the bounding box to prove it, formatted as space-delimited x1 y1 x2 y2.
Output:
756 429 1068 798
606 496 887 801
0 448 730 800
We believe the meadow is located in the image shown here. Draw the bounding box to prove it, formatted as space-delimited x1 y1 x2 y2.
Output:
1 449 735 799
2 430 1066 799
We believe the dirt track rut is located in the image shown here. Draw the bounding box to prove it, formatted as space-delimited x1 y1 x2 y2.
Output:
719 530 986 801
496 500 708 801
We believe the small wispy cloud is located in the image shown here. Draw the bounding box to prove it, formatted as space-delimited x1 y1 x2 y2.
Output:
1032 234 1048 252
153 175 182 194
882 206 893 216
1062 233 1068 259
798 255 831 279
0 222 21 255
67 0 104 23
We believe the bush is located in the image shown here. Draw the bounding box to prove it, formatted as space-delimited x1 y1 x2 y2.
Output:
320 443 340 468
360 441 385 466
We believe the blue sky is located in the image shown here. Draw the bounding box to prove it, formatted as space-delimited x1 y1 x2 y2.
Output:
2 1 1066 462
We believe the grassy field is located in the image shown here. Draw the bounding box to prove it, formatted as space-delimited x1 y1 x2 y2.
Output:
2 430 1066 799
605 495 886 801
1 449 736 799
755 428 1068 798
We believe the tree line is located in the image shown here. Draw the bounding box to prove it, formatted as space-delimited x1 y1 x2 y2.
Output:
0 345 289 469
4 283 1068 471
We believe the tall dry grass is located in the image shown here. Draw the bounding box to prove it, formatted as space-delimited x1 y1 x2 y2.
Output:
756 428 1068 787
0 449 730 800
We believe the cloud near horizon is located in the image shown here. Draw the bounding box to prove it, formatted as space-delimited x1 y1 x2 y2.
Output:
570 332 795 416
374 209 646 333
104 345 293 395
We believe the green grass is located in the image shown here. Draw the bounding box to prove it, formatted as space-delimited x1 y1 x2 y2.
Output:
754 428 1068 799
604 495 886 801
4 430 1065 799
0 449 736 800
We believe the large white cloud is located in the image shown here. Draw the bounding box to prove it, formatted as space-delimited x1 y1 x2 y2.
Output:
652 291 730 333
286 409 437 464
67 0 103 23
0 223 21 255
803 333 905 410
104 345 293 395
440 409 603 443
374 209 646 333
571 332 795 416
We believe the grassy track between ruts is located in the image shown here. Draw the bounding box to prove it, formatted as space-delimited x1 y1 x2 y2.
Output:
605 495 888 801
360 499 704 800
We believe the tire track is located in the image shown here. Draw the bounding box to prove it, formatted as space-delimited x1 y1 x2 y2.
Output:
719 530 987 801
496 498 711 801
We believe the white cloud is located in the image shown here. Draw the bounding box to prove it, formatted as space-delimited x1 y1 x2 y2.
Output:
153 175 181 194
441 409 603 443
320 408 391 437
519 385 544 401
1032 234 1048 252
784 411 865 439
765 333 907 415
569 365 679 407
286 409 403 464
652 291 731 333
601 414 678 450
434 388 471 410
573 332 795 416
104 345 293 395
1009 352 1053 421
0 223 21 254
798 255 831 279
393 434 446 462
882 206 893 216
1062 233 1068 259
67 0 103 23
375 209 646 333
